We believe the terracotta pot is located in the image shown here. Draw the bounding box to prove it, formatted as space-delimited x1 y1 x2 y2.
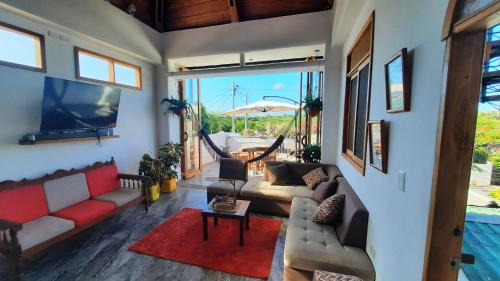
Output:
172 108 186 116
306 106 321 117
161 177 177 192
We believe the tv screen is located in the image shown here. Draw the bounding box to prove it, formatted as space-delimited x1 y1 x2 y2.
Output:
40 77 121 132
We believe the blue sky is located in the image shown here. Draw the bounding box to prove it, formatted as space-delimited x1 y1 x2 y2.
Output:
199 72 316 115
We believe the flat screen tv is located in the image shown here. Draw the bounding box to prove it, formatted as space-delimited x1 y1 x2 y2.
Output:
40 77 121 132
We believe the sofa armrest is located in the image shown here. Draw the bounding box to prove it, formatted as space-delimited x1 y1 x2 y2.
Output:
0 219 23 279
118 173 150 213
0 220 22 232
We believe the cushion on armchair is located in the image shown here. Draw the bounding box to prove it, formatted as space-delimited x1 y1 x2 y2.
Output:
43 173 90 213
52 199 116 227
85 165 121 197
0 185 48 223
94 188 142 207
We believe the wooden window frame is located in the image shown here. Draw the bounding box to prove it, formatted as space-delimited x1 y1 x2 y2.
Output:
0 21 46 73
74 47 142 90
341 12 375 175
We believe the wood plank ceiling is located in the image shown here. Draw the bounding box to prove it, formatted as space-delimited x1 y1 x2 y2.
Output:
110 0 333 32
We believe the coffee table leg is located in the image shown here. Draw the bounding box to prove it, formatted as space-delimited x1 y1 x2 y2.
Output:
214 216 218 226
245 211 250 229
240 218 244 246
203 214 208 241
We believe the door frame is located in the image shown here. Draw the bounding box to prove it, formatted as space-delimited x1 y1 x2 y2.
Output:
423 1 500 280
179 79 202 179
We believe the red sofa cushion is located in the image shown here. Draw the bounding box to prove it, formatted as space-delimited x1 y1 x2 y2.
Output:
52 199 115 227
85 165 121 197
0 185 48 223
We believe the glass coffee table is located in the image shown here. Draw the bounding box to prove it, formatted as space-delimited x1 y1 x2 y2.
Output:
201 199 251 246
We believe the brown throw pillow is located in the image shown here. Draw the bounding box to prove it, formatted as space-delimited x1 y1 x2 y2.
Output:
266 164 288 185
311 181 338 203
302 167 329 190
312 194 345 224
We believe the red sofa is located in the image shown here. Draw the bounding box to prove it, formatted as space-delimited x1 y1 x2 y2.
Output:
0 158 149 278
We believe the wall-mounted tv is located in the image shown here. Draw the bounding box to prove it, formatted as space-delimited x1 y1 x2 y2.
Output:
40 77 121 132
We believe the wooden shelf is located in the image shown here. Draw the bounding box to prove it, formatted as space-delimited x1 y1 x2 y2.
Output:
19 135 119 145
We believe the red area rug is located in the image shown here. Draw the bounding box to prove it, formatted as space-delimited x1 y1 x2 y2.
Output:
129 208 282 279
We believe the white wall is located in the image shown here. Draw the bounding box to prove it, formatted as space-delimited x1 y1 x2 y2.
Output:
0 0 162 64
324 0 448 280
0 5 158 181
162 11 332 59
159 11 333 147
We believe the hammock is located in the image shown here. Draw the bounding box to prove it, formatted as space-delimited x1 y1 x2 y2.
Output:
199 110 298 164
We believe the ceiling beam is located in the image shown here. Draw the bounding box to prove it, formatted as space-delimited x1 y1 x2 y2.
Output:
155 0 165 32
227 0 239 23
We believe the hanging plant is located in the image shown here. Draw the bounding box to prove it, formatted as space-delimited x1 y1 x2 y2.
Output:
161 97 189 116
303 95 323 117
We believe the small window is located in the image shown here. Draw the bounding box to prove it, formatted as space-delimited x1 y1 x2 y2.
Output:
0 22 46 72
342 12 375 174
75 47 142 90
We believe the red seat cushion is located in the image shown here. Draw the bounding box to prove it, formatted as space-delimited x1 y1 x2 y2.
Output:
85 165 121 197
0 185 48 223
52 200 116 227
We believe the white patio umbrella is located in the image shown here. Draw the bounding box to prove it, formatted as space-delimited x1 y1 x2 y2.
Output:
224 100 299 116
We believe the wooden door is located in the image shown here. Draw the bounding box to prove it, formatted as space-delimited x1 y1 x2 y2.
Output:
423 1 500 280
180 79 202 179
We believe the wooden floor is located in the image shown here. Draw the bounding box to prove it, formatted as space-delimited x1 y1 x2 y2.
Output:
0 187 287 281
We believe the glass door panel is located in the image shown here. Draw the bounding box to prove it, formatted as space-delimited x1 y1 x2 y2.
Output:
181 79 202 179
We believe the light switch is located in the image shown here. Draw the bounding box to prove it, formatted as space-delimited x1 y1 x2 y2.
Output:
398 170 406 191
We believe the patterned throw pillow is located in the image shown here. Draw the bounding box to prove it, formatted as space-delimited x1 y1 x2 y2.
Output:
312 194 345 224
313 270 364 281
302 167 329 190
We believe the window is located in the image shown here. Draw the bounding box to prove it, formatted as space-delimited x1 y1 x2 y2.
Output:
0 22 45 72
75 47 142 90
342 12 375 174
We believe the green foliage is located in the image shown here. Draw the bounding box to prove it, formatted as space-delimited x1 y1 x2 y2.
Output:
138 154 160 184
303 96 322 110
475 111 500 144
161 98 188 115
492 155 500 168
200 104 295 138
158 142 184 179
473 147 490 164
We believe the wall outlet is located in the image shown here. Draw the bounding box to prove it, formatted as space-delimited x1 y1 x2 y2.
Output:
398 170 406 191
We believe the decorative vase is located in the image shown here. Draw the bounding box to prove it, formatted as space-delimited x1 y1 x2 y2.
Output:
161 178 177 193
148 184 160 201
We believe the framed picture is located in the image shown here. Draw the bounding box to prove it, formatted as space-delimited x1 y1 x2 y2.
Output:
385 48 410 113
368 120 388 173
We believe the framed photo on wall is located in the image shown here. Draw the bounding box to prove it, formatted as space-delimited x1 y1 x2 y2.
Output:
368 120 388 173
385 48 410 113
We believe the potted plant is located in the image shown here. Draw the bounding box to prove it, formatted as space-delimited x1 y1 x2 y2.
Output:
294 144 321 163
160 97 189 116
303 95 323 117
138 154 161 201
158 142 184 192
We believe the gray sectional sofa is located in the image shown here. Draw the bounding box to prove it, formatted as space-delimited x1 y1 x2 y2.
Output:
207 160 375 281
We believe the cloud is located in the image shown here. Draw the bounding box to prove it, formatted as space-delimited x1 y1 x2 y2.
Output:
273 83 285 90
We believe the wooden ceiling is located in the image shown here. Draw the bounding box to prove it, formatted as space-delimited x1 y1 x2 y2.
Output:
110 0 333 32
